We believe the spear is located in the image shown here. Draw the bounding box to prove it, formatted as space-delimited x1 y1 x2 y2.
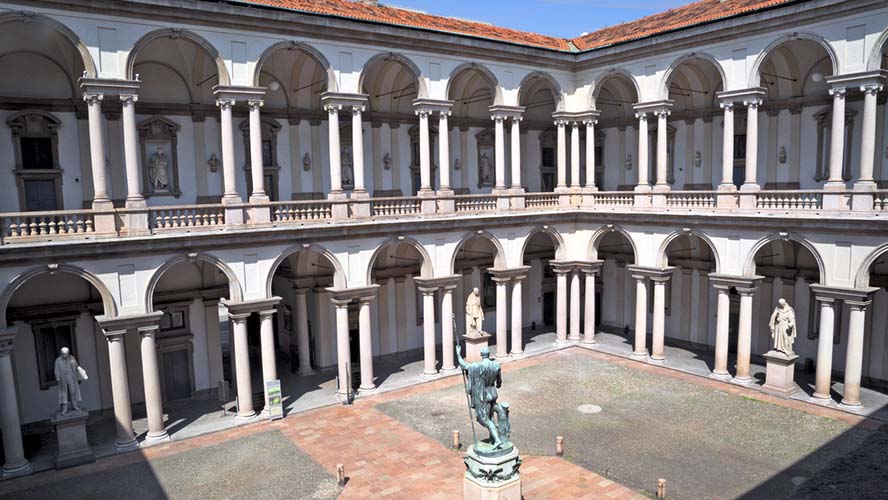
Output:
455 313 478 446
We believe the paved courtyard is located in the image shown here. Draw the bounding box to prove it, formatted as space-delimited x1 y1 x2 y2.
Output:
1 347 884 500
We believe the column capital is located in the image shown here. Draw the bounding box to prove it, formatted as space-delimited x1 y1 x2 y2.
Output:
552 111 581 126
627 265 674 281
707 273 765 292
809 284 879 304
222 297 282 316
715 87 766 106
83 93 104 105
414 275 461 289
213 84 266 104
215 98 236 109
0 327 17 356
326 285 379 304
413 98 453 115
633 100 674 116
79 77 141 98
247 99 264 110
828 86 847 98
487 266 531 282
119 94 139 105
96 312 163 336
826 69 887 93
489 104 525 121
352 104 365 114
862 83 884 95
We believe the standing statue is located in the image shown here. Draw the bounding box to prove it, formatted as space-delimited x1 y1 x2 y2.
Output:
54 347 87 415
479 153 493 185
149 147 170 191
466 287 485 334
341 145 354 189
769 298 797 355
456 344 511 451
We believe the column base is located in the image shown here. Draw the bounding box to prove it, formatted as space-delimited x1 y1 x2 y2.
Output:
739 183 761 192
350 189 370 199
437 189 456 213
298 368 316 377
1 459 32 478
114 437 140 453
581 338 597 345
567 335 581 342
418 189 437 214
822 182 849 210
359 384 377 393
651 184 671 193
221 194 245 225
809 394 835 406
144 429 171 444
851 181 877 211
649 354 665 362
631 351 649 360
716 184 738 208
235 411 256 422
495 353 512 363
508 351 524 359
709 371 732 381
440 365 460 374
554 338 571 345
838 401 863 412
421 370 439 378
730 376 755 387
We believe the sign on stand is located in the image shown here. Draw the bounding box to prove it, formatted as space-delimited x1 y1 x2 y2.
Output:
265 380 284 420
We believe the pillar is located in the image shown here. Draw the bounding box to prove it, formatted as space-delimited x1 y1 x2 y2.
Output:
841 300 870 407
259 309 277 415
439 111 451 191
510 116 522 189
333 299 351 396
358 296 375 390
719 101 735 189
651 277 669 361
417 109 432 192
733 287 756 383
84 93 110 207
556 120 567 189
120 94 145 207
654 109 670 190
583 270 597 344
555 269 568 342
216 98 240 203
511 277 524 356
0 331 31 477
812 297 836 401
569 269 581 341
294 290 314 375
420 287 437 375
712 286 731 378
326 104 343 194
856 83 882 189
139 325 170 440
495 278 509 358
584 118 597 190
248 99 268 201
104 329 138 451
632 274 648 357
570 121 581 188
229 314 255 418
826 87 847 188
743 98 761 190
636 112 650 191
441 285 457 370
493 115 506 190
352 105 366 194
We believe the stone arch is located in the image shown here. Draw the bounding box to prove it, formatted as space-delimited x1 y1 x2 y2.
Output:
366 236 434 285
588 68 642 109
253 40 338 91
445 62 503 105
126 28 231 85
0 11 97 78
855 243 888 288
868 26 888 71
146 253 243 312
656 229 722 272
0 264 117 328
749 32 838 88
587 225 639 263
519 226 567 263
358 52 428 98
450 231 507 274
517 71 563 110
265 243 347 296
742 232 826 283
659 52 727 100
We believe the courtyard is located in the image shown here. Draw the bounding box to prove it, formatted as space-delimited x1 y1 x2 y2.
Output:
1 345 884 500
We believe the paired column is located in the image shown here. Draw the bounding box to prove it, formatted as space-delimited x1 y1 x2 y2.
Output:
813 295 836 401
841 298 872 407
84 93 111 208
438 110 452 193
258 308 277 415
356 293 376 391
583 114 600 190
582 265 601 344
441 283 457 371
650 273 672 361
510 115 522 189
653 108 671 191
511 275 525 356
856 82 883 191
139 323 170 440
732 284 759 384
326 103 344 194
120 94 145 208
711 283 732 379
719 100 736 190
332 298 352 396
568 269 582 341
631 271 649 357
742 98 762 190
416 109 432 192
216 98 240 204
351 105 366 194
229 313 255 417
635 112 650 192
554 267 569 343
0 330 31 478
103 328 139 451
555 119 568 190
570 121 581 189
494 277 509 358
248 99 268 202
493 115 507 190
294 290 314 375
826 86 847 189
419 286 438 375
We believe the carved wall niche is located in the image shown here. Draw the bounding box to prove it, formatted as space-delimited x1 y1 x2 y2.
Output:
476 128 495 189
6 110 63 211
240 117 282 200
339 121 355 191
814 108 856 182
139 116 181 198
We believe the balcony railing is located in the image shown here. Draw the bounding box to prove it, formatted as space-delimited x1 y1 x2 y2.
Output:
0 188 883 245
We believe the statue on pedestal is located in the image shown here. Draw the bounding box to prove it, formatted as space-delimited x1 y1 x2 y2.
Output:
54 347 87 415
769 298 797 355
148 147 170 191
466 287 484 335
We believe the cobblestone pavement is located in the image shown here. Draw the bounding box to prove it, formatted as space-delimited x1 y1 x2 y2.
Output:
1 346 880 499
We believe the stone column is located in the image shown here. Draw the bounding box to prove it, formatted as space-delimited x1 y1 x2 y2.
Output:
103 329 138 451
417 109 432 192
332 298 352 396
0 330 31 477
584 117 597 190
856 83 883 192
826 87 847 189
569 269 581 341
583 267 598 344
654 109 670 191
216 98 240 203
419 287 437 375
358 295 375 391
511 276 524 356
719 101 735 189
555 268 568 343
248 99 268 202
493 114 507 190
494 277 509 358
230 313 255 418
441 284 457 371
84 93 111 208
570 121 581 189
742 98 761 190
841 299 870 407
259 309 277 415
139 324 170 440
555 119 567 189
352 105 366 194
439 111 451 191
711 284 731 379
812 296 836 401
651 275 669 361
510 116 522 189
632 273 648 357
635 112 650 192
294 290 314 375
120 94 145 208
733 286 757 384
326 104 343 194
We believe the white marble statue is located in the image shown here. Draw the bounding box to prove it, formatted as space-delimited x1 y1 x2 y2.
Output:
769 298 797 355
341 145 354 188
479 153 493 185
54 347 87 415
149 147 170 191
466 287 484 335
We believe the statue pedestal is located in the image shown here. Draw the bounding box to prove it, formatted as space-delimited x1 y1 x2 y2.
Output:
463 331 492 363
51 410 95 469
463 445 522 500
761 350 799 399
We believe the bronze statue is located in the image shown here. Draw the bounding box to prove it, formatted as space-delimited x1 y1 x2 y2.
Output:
456 344 512 451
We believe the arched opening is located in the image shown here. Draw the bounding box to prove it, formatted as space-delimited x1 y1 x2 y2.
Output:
864 250 888 385
755 38 838 189
662 57 725 190
519 74 564 192
451 234 503 339
592 74 640 191
447 66 498 194
662 234 719 351
519 231 560 346
593 230 637 338
361 54 424 196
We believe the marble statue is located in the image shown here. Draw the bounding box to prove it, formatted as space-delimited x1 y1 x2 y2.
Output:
479 153 493 185
149 147 170 191
456 344 511 451
466 287 484 334
341 146 354 188
54 347 86 415
769 298 797 355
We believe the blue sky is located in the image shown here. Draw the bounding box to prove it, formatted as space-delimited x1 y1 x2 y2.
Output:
385 0 691 38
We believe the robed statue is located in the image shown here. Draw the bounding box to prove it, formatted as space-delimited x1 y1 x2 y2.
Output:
466 287 484 335
456 344 512 451
55 347 87 415
149 147 170 191
769 298 797 355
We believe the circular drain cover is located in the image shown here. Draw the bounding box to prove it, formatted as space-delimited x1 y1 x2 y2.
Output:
577 404 602 414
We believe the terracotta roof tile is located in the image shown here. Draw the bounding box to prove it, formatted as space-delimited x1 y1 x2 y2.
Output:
235 0 799 53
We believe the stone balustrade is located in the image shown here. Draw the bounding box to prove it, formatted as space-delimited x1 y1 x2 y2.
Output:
1 210 96 239
149 204 226 230
665 191 718 209
453 194 498 213
370 197 422 217
754 191 824 211
524 193 559 208
269 200 333 222
874 191 888 212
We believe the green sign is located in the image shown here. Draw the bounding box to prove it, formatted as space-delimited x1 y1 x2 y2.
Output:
266 380 283 420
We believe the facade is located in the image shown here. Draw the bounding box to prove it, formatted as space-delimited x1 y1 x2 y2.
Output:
1 0 888 478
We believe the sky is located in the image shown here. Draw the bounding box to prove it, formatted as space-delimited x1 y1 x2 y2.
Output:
383 0 692 39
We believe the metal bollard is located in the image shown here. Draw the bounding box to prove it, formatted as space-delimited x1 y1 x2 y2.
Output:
657 478 666 499
556 436 564 456
337 464 346 486
452 430 461 450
